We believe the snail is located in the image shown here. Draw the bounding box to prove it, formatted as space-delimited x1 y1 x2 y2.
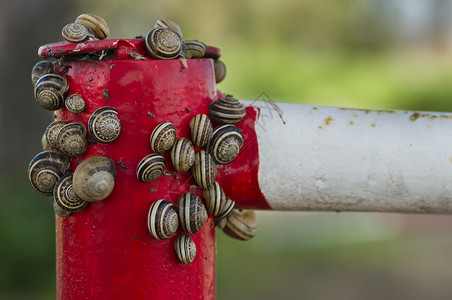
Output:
31 60 55 86
136 153 165 183
206 124 244 164
208 95 245 124
201 181 226 216
53 199 72 217
177 192 208 234
145 27 185 59
189 114 212 147
73 155 117 202
191 150 217 189
185 40 206 59
88 107 121 144
41 132 52 150
28 150 70 196
154 19 183 37
45 121 67 150
215 197 235 228
174 233 196 264
61 23 89 43
214 60 227 83
148 199 179 240
65 94 86 113
170 137 195 173
34 74 68 111
53 174 88 213
56 122 88 158
75 13 109 39
150 122 176 153
222 209 259 241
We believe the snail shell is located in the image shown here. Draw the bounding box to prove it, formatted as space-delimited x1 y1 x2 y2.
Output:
189 114 212 147
145 27 184 59
206 124 244 164
148 199 179 240
53 174 87 212
215 197 235 228
73 155 117 202
201 181 226 216
223 209 258 241
208 95 245 124
62 23 89 43
177 193 208 234
31 60 55 86
53 199 72 217
75 14 109 39
150 122 176 153
170 138 195 173
154 19 183 37
88 107 121 144
214 60 227 83
191 150 217 189
136 153 165 182
28 150 70 196
185 40 206 59
45 121 67 150
34 74 68 111
174 233 196 264
65 94 86 113
56 122 88 158
41 132 52 150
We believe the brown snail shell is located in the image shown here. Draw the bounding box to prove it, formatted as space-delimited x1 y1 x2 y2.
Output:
154 19 183 37
215 197 235 228
41 132 52 150
148 199 179 240
136 153 165 182
28 150 70 196
53 174 88 212
31 60 55 86
73 155 116 202
208 95 245 124
189 114 212 147
185 40 206 59
202 181 226 216
207 124 244 164
222 209 258 241
145 27 184 59
75 14 109 39
150 122 176 153
65 94 86 113
53 199 72 217
45 121 67 150
88 107 121 144
177 192 208 234
214 60 226 83
34 74 68 111
170 138 195 173
191 150 217 189
56 122 88 158
174 233 196 264
62 23 89 43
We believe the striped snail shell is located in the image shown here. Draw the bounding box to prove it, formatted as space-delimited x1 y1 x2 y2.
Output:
150 122 176 153
222 209 259 241
56 122 88 158
41 132 52 150
202 181 226 216
207 124 244 164
214 60 226 83
154 19 183 37
215 197 235 228
53 174 88 213
148 199 179 240
174 233 196 264
208 95 245 124
136 153 165 183
31 60 54 86
28 150 70 196
45 121 67 150
73 155 117 202
88 107 121 144
191 150 217 189
177 192 208 234
65 94 86 113
145 27 184 59
75 14 109 39
62 23 89 43
189 114 212 147
170 138 195 173
53 199 72 217
34 74 68 111
185 40 206 59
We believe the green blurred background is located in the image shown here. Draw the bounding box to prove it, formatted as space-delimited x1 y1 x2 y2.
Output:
1 0 452 299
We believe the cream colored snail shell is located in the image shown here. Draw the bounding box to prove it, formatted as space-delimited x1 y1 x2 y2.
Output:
75 14 109 39
65 94 86 113
34 74 68 111
202 181 226 216
214 60 226 83
53 199 72 217
148 199 179 240
28 150 70 196
136 153 165 183
185 40 206 59
208 95 245 124
145 27 184 59
73 155 117 202
191 150 217 189
150 122 176 153
215 197 235 228
170 138 195 173
177 192 208 234
190 114 212 147
174 233 196 264
62 23 89 43
88 107 121 144
31 60 55 86
207 124 244 165
45 121 67 150
154 19 183 37
56 122 88 158
222 209 258 241
53 174 87 213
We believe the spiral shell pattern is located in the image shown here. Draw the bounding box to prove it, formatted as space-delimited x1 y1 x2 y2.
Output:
136 154 165 183
45 121 67 150
34 74 68 111
189 114 212 147
185 40 206 59
191 150 217 189
53 174 87 212
57 122 88 157
170 138 195 173
62 23 89 43
174 233 196 264
31 60 54 86
65 94 86 113
150 122 176 153
145 27 184 59
148 199 179 240
222 209 259 241
75 14 109 39
177 193 208 234
214 60 227 83
215 197 235 227
154 19 183 37
207 124 244 164
208 95 245 124
53 200 72 217
88 107 121 144
202 181 226 216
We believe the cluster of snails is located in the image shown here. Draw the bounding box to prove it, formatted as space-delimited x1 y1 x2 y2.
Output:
62 14 109 43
